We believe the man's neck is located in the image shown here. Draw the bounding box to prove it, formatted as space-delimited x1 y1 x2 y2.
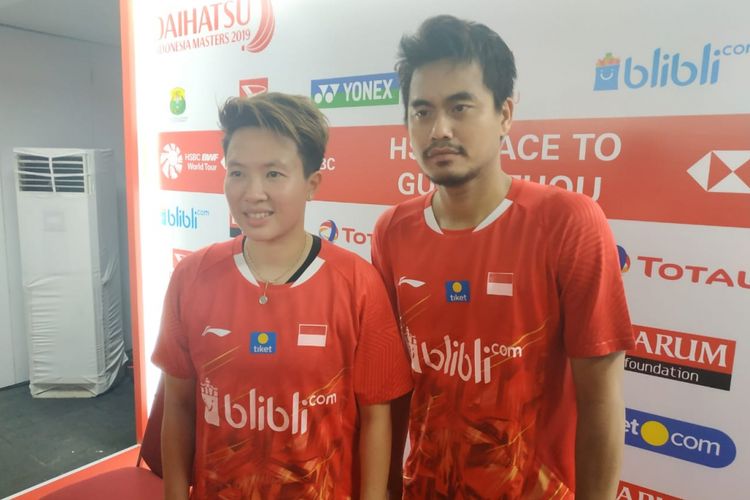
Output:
432 167 512 231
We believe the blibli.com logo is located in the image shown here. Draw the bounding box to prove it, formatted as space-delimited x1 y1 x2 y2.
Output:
311 72 399 108
446 281 470 303
160 206 209 230
593 42 750 91
625 408 736 468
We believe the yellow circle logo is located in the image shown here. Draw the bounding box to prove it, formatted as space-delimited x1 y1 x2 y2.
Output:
257 333 269 344
641 420 669 446
452 282 463 293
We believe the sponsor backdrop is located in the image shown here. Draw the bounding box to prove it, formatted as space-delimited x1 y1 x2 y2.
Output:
122 0 750 497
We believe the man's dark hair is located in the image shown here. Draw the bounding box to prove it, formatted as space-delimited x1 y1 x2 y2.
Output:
219 92 328 177
396 15 517 121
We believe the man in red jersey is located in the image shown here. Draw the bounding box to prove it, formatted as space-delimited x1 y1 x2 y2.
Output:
154 93 412 499
372 16 634 499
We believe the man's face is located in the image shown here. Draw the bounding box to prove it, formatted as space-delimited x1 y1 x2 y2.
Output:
407 60 512 187
224 127 320 243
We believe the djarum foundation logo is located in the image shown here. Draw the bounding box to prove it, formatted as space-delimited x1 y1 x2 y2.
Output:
626 325 736 391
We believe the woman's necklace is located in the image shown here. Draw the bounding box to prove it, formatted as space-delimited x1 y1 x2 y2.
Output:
245 234 310 305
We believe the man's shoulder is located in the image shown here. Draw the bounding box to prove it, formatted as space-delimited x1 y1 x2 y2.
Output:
374 194 429 237
511 179 604 225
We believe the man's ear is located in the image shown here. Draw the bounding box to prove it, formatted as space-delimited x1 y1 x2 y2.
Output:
499 97 514 136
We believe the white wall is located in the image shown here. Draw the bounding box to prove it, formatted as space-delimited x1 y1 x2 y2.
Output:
0 25 131 388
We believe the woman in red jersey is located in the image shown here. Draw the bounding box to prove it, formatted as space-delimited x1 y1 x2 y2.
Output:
153 92 413 499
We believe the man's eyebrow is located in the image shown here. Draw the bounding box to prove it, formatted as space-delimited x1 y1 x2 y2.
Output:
410 92 478 108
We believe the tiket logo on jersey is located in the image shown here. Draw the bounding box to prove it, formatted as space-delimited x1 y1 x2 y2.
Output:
404 328 523 384
250 332 276 353
445 281 470 302
200 378 338 435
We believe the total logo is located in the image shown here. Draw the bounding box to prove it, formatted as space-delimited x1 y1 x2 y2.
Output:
594 42 750 91
311 72 399 109
318 220 338 242
169 87 186 115
200 377 337 435
637 255 749 290
239 77 268 97
160 143 183 179
626 324 736 391
687 150 750 194
318 220 371 245
404 328 524 384
617 245 631 272
161 206 209 230
624 408 736 468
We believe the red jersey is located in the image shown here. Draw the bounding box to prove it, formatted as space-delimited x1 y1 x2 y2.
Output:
371 179 634 499
153 236 413 499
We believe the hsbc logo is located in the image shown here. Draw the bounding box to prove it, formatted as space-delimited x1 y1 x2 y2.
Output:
687 150 750 194
240 77 268 97
161 143 183 179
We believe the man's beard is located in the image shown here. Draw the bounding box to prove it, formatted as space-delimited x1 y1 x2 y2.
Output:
427 166 480 188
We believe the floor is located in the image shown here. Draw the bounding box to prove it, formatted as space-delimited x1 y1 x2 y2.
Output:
0 374 136 498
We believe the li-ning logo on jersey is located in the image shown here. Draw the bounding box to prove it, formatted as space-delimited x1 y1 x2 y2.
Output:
398 276 425 288
200 378 337 435
404 329 523 384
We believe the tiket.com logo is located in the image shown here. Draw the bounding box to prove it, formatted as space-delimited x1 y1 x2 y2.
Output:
592 42 750 91
624 408 736 468
161 143 183 179
169 87 186 115
404 328 523 384
446 280 470 302
687 150 750 194
318 220 338 242
157 0 275 54
311 72 399 108
617 245 630 272
240 77 268 97
637 255 749 290
626 325 736 391
161 206 209 230
250 331 276 354
200 377 338 435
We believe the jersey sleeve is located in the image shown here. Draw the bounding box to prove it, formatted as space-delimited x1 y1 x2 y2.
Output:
370 207 399 316
352 262 414 405
151 261 196 379
553 193 634 358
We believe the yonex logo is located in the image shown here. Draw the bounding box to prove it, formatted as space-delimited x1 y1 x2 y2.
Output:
624 408 736 468
687 150 750 194
311 72 399 108
160 143 183 179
